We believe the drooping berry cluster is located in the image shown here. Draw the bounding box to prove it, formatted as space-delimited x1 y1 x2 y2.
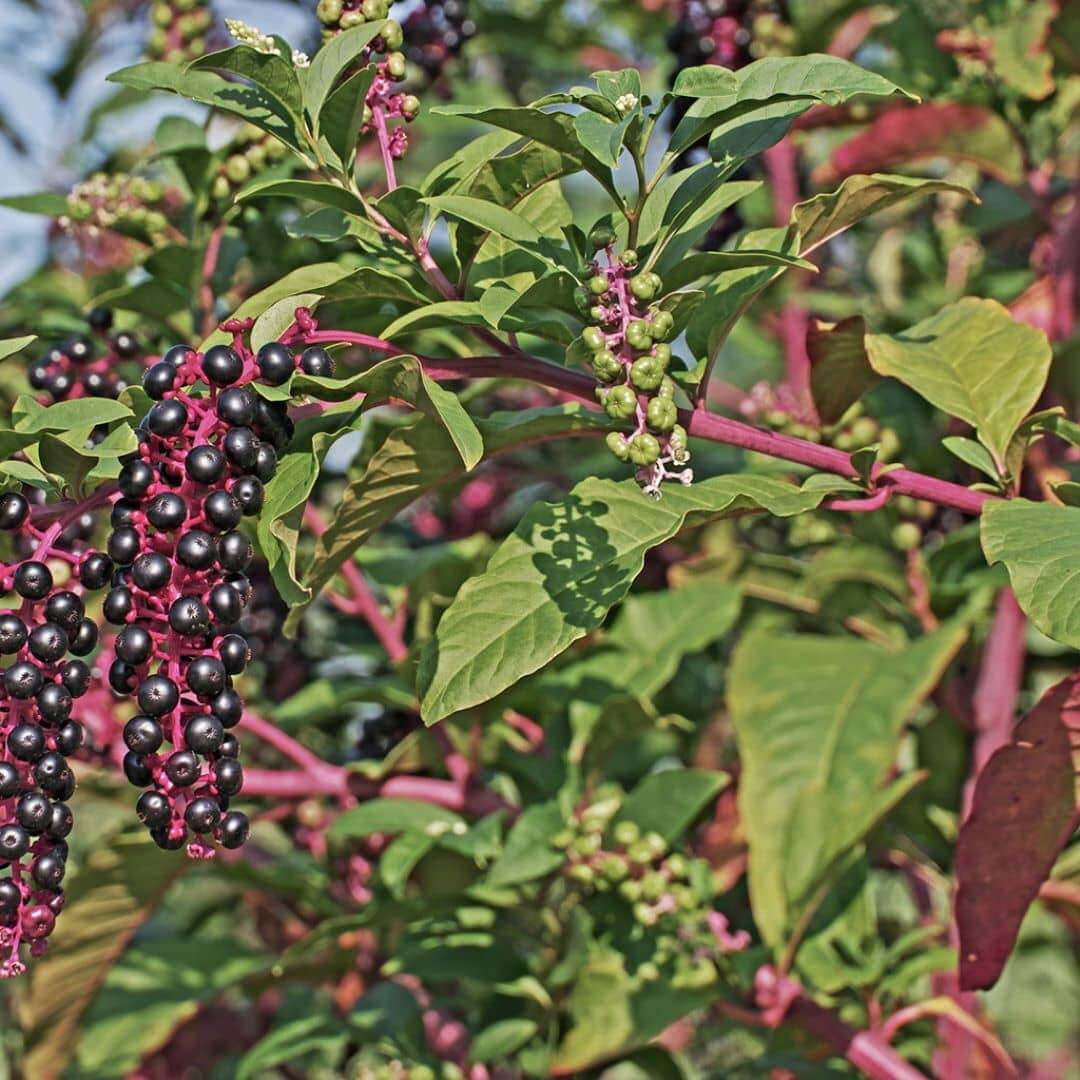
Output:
146 0 217 63
402 0 474 92
103 327 330 856
0 493 111 976
210 123 290 205
56 173 180 272
316 1 419 160
574 240 691 495
551 804 748 991
27 308 147 404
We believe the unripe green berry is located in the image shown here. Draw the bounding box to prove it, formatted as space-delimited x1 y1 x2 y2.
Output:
568 863 595 884
646 398 677 433
665 853 688 879
245 143 267 170
628 433 661 466
225 154 251 184
650 309 674 340
582 326 605 351
606 432 630 461
634 902 657 926
651 343 672 369
892 522 922 551
879 427 900 459
619 879 642 901
144 210 168 234
340 9 366 28
589 223 616 249
638 961 660 982
573 286 590 313
211 174 231 200
152 3 173 26
644 832 667 856
850 417 879 446
592 349 622 383
641 872 666 901
386 51 407 79
411 1067 436 1080
573 832 601 857
646 272 663 292
657 377 676 401
600 855 628 882
621 248 639 268
401 94 422 118
669 424 688 452
613 821 640 847
362 0 387 17
317 0 343 23
382 20 404 49
589 305 607 323
625 325 651 352
588 274 609 296
551 829 576 849
605 386 638 421
629 275 656 301
630 358 663 392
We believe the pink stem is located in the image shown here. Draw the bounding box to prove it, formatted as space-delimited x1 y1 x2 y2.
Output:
372 105 398 192
824 485 894 513
304 505 409 664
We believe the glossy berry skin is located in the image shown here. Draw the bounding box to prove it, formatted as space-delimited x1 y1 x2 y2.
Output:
137 675 180 717
177 530 217 571
0 492 30 531
79 552 113 590
185 446 226 485
38 683 73 724
14 562 53 601
124 716 164 755
143 361 178 400
219 811 250 849
0 614 28 654
216 387 257 428
44 591 83 634
169 596 211 637
146 399 189 437
205 491 242 530
256 341 294 385
202 345 243 386
115 624 154 665
299 346 335 378
136 791 172 829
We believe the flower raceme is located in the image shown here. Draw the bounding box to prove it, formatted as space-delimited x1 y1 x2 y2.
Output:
0 493 111 976
104 321 332 859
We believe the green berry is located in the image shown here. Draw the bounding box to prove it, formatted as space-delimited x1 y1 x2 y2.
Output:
613 821 639 847
630 357 663 392
589 223 616 248
634 902 657 926
629 275 656 301
362 0 387 17
340 9 366 28
225 154 251 184
641 872 666 901
892 522 922 551
592 349 622 383
211 174 231 201
589 274 609 296
604 386 638 421
646 272 663 292
621 249 639 268
317 0 343 23
600 855 629 882
551 829 576 849
568 863 595 884
386 51 407 79
589 305 607 323
582 326 605 351
245 143 267 170
657 377 676 401
646 398 677 433
573 286 590 313
650 309 674 340
644 832 667 856
382 20 404 49
152 3 173 26
628 434 661 466
850 417 879 446
144 211 168 234
625 325 651 352
669 424 688 452
651 343 672 369
401 95 422 118
619 879 642 901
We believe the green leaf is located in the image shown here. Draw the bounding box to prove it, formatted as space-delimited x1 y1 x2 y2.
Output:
942 436 1003 483
729 624 967 947
293 406 609 630
107 61 304 151
21 832 188 1079
329 798 465 839
573 110 631 169
423 194 542 244
234 177 367 216
302 21 386 125
319 66 377 168
661 248 813 292
865 298 1051 468
0 334 36 361
0 192 70 216
793 174 976 256
237 1013 351 1080
613 769 729 843
14 396 133 433
470 1019 539 1064
672 65 739 97
381 300 490 338
485 803 567 888
981 500 1080 649
250 293 322 353
418 473 854 723
189 44 303 116
807 316 874 425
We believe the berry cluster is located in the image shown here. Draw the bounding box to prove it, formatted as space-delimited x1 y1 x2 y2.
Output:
402 0 474 92
0 493 110 976
552 804 748 991
574 236 691 496
316 1 419 160
27 308 147 404
667 0 791 72
103 328 331 856
57 173 179 271
210 123 290 205
146 0 216 63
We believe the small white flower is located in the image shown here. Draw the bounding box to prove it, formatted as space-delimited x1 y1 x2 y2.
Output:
292 49 311 68
615 93 638 114
424 820 451 837
451 821 467 835
225 18 279 56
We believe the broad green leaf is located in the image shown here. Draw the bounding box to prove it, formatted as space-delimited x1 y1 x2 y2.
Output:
470 1019 539 1064
672 65 739 97
329 798 465 839
418 473 854 723
319 66 377 168
250 292 322 353
661 248 813 292
708 97 817 166
865 298 1051 468
423 194 542 244
14 396 133 433
0 192 70 216
639 168 758 249
573 110 631 169
0 334 35 361
90 279 190 323
942 436 1002 483
237 1013 351 1080
293 406 610 631
200 262 357 348
981 500 1080 649
793 174 976 255
485 803 566 888
985 0 1056 100
302 21 386 124
807 316 874 424
107 61 304 150
729 624 967 947
234 177 368 216
612 769 728 843
21 832 188 1079
381 300 489 338
190 44 303 116
736 53 916 105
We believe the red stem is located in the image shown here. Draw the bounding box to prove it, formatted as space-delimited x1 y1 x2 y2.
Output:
372 105 398 192
303 505 409 664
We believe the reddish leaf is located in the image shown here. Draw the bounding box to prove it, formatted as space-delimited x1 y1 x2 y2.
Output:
814 103 1026 186
955 673 1080 991
807 315 874 425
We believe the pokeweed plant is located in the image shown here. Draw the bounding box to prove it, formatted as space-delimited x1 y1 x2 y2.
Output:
0 1 1076 1076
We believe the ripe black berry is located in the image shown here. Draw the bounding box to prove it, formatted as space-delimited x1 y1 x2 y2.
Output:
300 346 335 378
202 345 243 386
38 683 73 723
208 583 243 625
32 854 66 890
28 623 69 664
151 827 185 850
0 825 30 862
177 529 216 570
16 794 51 834
124 715 164 755
103 585 135 624
204 490 242 530
54 720 83 755
223 426 258 471
60 659 91 697
119 458 155 499
217 531 253 573
69 618 99 656
88 305 114 331
46 802 74 840
79 551 113 590
230 476 264 516
0 881 19 915
168 596 210 637
111 500 140 529
163 344 196 368
34 753 73 797
0 613 28 654
185 445 226 485
137 675 179 717
253 443 278 483
219 634 250 675
186 656 227 700
109 659 138 694
123 751 153 787
14 561 52 600
146 399 189 437
164 750 199 786
256 341 294 385
143 360 178 400
216 386 257 427
146 492 187 530
214 757 243 796
45 591 84 633
186 713 225 755
136 791 171 829
132 552 172 591
8 722 45 761
113 331 139 359
184 797 221 834
108 527 141 566
220 811 250 849
5 663 44 700
0 492 30 531
115 624 154 665
0 764 19 799
218 733 240 759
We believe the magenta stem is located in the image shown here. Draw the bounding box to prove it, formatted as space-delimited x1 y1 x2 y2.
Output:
372 105 398 192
